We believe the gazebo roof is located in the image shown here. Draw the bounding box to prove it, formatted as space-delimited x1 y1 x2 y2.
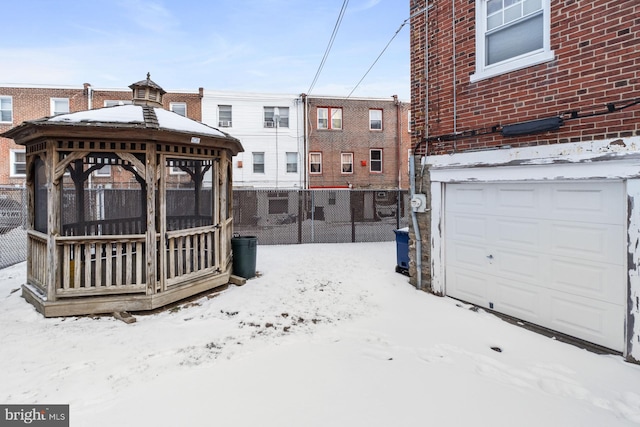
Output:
2 104 243 154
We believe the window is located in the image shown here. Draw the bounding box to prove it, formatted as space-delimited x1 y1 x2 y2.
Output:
264 107 289 128
268 192 289 214
341 153 353 174
253 152 265 174
408 110 412 133
286 152 298 173
370 149 382 173
94 165 111 177
104 100 132 107
170 102 187 117
50 98 69 116
317 107 342 130
10 150 26 177
218 105 232 127
309 152 322 174
472 0 553 82
0 96 13 123
369 109 382 130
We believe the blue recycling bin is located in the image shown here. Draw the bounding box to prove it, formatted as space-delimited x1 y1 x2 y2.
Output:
394 228 409 276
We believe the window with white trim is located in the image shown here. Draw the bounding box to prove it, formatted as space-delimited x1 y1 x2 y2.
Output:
10 150 26 177
94 164 111 177
0 96 13 123
369 109 382 130
309 152 322 174
218 105 232 127
104 100 132 107
341 153 353 174
50 98 69 116
317 107 342 130
370 149 382 173
253 152 265 174
264 107 289 128
286 152 298 173
170 102 187 117
472 0 553 82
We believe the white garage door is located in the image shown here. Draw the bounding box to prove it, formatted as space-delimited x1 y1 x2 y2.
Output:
445 181 626 351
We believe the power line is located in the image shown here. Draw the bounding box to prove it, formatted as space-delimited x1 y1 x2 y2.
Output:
307 0 349 95
346 17 410 99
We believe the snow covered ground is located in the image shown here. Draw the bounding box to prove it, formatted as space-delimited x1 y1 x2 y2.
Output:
2 241 640 426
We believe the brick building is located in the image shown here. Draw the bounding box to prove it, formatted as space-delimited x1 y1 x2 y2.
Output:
0 81 203 186
304 95 411 189
409 0 640 359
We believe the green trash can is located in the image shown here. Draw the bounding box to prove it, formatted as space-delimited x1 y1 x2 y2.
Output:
231 235 258 279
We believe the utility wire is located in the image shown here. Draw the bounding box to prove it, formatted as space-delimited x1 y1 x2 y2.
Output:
307 0 349 95
346 17 410 99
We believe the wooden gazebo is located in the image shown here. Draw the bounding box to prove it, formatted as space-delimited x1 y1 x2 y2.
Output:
2 76 244 316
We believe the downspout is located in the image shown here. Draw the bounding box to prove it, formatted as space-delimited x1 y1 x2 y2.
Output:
451 0 458 151
410 154 422 290
84 83 93 110
394 95 401 189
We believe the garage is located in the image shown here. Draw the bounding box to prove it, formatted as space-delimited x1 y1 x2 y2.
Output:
444 181 626 351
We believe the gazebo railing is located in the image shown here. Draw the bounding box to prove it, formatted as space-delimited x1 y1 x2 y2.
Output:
27 231 48 292
62 218 145 236
56 235 147 297
166 224 219 286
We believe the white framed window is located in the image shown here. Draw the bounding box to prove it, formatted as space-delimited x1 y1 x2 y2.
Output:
253 152 265 174
370 149 382 173
104 100 132 107
309 152 322 174
317 107 342 130
369 109 382 130
170 102 187 117
10 150 26 177
286 152 298 173
50 98 69 116
341 153 353 174
472 0 553 82
94 165 111 177
264 107 289 128
218 105 232 127
0 96 13 123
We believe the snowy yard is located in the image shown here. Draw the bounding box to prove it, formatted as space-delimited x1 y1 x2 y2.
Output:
1 241 640 426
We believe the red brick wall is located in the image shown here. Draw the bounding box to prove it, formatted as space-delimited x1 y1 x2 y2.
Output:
0 85 203 185
410 0 640 155
307 96 409 189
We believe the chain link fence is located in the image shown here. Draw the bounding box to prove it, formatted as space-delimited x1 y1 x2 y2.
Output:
233 189 410 245
0 186 410 269
0 186 28 270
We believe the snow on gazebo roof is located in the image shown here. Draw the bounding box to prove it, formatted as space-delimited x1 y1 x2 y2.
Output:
48 104 227 137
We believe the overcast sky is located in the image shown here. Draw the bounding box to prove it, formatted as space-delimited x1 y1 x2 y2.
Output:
1 0 410 99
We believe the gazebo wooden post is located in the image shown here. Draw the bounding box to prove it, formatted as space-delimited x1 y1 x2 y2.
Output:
46 140 61 301
158 153 167 293
145 144 158 294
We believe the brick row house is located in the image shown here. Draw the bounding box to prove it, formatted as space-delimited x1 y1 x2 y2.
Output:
303 95 411 190
0 82 203 187
409 0 640 359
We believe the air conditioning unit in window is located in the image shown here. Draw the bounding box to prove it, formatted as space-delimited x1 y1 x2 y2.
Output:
264 121 275 128
219 121 232 127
